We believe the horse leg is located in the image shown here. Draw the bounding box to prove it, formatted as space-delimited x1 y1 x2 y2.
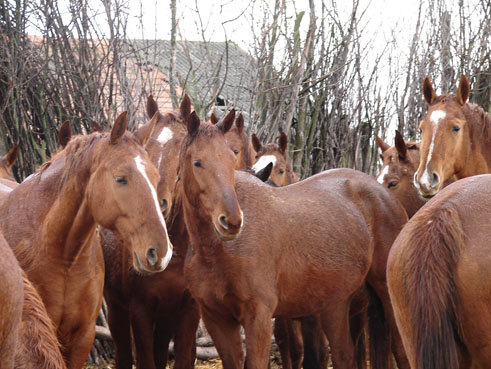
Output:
130 302 157 369
242 304 274 369
173 299 200 369
273 317 300 369
320 300 355 369
201 307 244 369
300 315 329 369
64 325 97 369
153 319 173 369
106 298 133 369
368 279 409 369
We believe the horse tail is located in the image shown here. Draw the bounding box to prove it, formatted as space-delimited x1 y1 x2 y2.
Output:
366 284 390 369
402 205 463 369
15 273 67 369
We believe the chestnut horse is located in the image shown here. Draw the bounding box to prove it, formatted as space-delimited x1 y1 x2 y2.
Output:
376 131 425 218
387 174 491 369
0 230 66 369
0 144 19 190
180 113 409 369
211 111 255 170
415 75 491 197
0 231 23 368
0 113 172 369
103 95 200 369
251 133 329 369
251 132 299 186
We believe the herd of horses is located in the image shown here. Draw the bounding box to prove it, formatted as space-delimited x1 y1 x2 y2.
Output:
0 74 489 369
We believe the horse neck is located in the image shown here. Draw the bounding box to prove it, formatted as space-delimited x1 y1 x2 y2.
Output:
464 104 491 176
166 184 190 258
179 181 224 260
31 154 97 266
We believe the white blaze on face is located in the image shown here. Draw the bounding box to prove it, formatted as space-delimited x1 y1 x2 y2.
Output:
157 127 173 145
377 165 389 184
420 110 446 187
134 155 173 270
252 155 277 173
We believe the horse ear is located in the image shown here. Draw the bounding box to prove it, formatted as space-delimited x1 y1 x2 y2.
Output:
217 109 235 134
278 132 287 154
138 112 159 147
394 130 407 160
252 133 262 153
187 111 200 136
180 94 192 120
91 121 102 133
210 112 219 124
146 94 159 119
5 144 18 168
422 77 436 105
235 114 244 133
58 122 72 149
255 162 273 183
457 74 470 105
110 111 128 145
375 136 390 153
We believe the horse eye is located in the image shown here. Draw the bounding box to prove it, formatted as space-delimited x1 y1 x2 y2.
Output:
115 176 128 185
279 169 285 174
160 199 168 211
233 149 239 155
193 161 202 168
388 181 398 189
452 126 460 132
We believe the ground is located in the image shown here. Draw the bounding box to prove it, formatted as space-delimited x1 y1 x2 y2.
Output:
83 356 283 369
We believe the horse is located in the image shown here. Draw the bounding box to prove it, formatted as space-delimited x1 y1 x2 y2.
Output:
251 132 299 186
0 112 172 369
102 94 200 369
387 174 491 369
414 74 491 197
376 131 425 219
211 111 255 170
0 144 19 190
1 230 66 369
0 231 23 368
180 113 410 369
250 133 330 369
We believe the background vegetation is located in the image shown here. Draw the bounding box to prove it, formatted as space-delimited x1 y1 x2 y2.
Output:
0 0 489 181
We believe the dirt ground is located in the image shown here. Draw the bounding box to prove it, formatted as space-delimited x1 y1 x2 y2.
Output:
83 355 283 369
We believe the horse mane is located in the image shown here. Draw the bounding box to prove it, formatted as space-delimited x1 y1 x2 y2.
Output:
401 200 464 369
15 273 66 369
466 102 491 143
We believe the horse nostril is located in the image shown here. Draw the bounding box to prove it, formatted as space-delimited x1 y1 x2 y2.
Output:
431 172 440 187
146 248 158 266
219 215 229 230
160 199 168 212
